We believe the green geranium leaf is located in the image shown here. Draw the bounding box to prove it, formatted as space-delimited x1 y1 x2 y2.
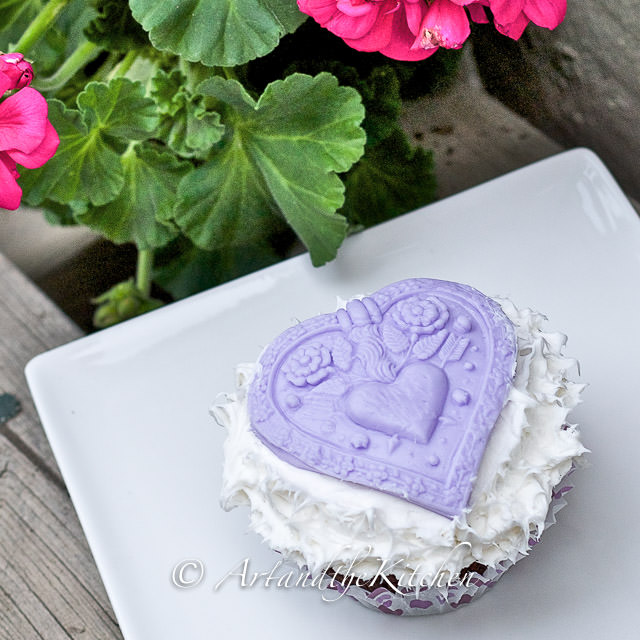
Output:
41 199 87 226
260 60 401 148
20 78 159 207
174 73 365 266
341 128 437 228
152 70 224 158
161 99 224 158
78 77 159 140
85 0 150 52
129 0 307 67
77 144 191 249
173 137 281 248
20 99 125 206
151 69 185 117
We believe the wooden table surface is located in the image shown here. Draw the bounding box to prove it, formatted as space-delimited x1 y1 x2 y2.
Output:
0 251 122 640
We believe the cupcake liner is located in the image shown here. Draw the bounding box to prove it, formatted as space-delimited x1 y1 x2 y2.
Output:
316 473 576 616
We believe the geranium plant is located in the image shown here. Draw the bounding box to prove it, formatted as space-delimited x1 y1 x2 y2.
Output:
0 0 566 327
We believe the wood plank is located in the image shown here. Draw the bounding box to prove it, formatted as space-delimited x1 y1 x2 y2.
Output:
0 251 119 637
0 251 82 482
0 437 122 640
0 586 50 640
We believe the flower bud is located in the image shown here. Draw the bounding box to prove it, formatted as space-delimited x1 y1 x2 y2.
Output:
0 53 34 92
92 280 164 328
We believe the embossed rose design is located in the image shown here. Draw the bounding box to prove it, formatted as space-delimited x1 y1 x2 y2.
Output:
283 344 332 387
391 295 449 334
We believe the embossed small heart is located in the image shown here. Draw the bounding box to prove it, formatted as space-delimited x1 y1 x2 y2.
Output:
248 279 517 518
345 362 448 444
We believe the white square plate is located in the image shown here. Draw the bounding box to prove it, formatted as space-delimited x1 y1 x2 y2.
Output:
27 149 640 638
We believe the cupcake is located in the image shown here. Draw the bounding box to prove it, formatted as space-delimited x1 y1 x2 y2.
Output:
213 278 587 615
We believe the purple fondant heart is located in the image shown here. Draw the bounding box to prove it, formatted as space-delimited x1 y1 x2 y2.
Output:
248 279 517 518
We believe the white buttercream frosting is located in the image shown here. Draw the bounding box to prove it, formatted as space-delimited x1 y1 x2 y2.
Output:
213 298 587 585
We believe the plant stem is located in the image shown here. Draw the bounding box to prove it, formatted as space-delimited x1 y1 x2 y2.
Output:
222 67 237 81
33 40 101 93
108 50 138 81
136 249 154 298
14 0 71 54
91 52 120 83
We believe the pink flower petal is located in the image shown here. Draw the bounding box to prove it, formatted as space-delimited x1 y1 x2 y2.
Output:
0 87 49 154
524 0 566 29
342 5 396 52
336 0 372 17
297 0 341 25
0 72 12 96
404 0 427 36
379 6 438 60
490 0 525 25
8 120 59 169
0 152 22 210
494 10 530 38
413 0 470 50
327 2 381 39
0 53 24 65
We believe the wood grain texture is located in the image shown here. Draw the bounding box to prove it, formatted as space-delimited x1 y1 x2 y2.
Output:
0 252 122 639
0 251 82 481
471 1 640 201
0 439 122 639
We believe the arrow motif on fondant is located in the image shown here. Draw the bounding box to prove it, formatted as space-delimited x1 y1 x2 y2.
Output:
248 279 517 518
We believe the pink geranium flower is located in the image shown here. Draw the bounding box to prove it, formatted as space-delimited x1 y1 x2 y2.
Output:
0 53 34 96
489 0 566 39
0 87 59 211
298 0 494 60
297 1 567 59
297 0 432 61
